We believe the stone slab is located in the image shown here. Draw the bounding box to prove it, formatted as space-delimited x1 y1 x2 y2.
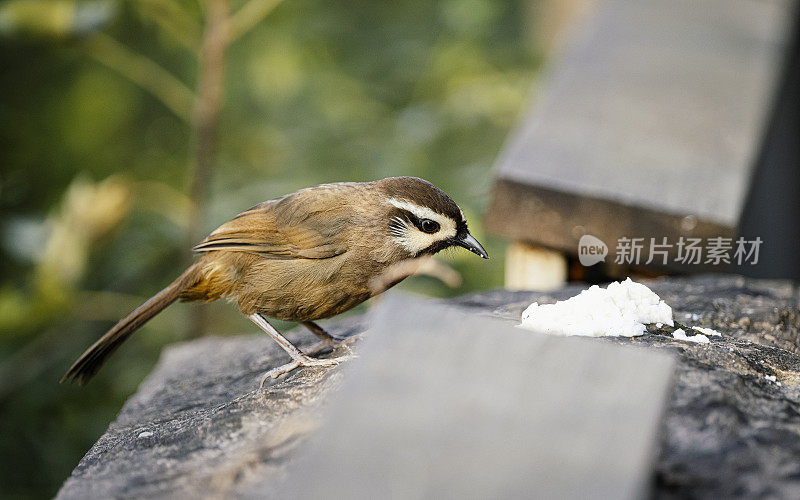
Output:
272 295 675 499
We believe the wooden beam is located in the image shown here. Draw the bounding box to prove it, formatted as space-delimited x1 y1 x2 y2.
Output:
487 0 792 271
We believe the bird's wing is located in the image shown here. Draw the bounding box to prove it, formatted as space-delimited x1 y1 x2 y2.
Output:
192 190 353 260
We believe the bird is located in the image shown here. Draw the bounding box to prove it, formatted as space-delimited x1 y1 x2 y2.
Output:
61 176 489 386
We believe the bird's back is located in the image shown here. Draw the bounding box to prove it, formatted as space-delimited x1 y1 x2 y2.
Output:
182 181 392 320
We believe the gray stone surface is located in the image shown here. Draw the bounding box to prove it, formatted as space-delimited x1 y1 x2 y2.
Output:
272 296 674 500
56 319 365 499
58 275 800 499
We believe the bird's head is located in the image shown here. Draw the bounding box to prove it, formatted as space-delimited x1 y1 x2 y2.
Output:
376 177 489 260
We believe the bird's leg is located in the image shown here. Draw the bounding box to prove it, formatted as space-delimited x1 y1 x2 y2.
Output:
248 314 348 387
302 320 361 345
302 320 345 344
302 321 363 356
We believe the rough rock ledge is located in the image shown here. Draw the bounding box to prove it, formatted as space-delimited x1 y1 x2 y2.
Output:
57 275 800 499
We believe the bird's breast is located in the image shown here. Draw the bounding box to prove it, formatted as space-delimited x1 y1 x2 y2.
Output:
226 250 388 321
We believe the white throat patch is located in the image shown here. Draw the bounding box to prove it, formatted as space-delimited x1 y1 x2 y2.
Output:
387 198 458 253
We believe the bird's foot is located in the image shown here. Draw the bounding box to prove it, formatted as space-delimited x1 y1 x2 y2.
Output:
305 333 364 355
259 353 352 389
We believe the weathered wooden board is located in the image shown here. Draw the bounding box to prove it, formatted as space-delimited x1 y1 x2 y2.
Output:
275 295 675 499
487 0 793 264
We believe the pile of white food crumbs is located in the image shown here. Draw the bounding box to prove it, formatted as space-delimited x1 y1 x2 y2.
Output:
692 326 722 337
672 328 710 344
519 278 673 337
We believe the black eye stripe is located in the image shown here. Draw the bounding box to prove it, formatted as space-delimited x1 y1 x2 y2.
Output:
397 210 417 227
396 210 441 234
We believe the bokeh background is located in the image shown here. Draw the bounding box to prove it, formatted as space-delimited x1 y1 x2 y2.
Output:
0 0 543 496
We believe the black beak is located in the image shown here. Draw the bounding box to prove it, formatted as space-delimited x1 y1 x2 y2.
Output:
454 232 489 259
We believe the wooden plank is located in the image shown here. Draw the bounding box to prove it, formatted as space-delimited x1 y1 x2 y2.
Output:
488 0 793 260
487 178 732 272
275 295 675 499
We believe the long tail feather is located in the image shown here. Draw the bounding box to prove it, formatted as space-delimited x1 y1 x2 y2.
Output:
61 264 202 385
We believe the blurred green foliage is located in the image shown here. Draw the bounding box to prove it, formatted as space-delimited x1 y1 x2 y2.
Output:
0 0 539 497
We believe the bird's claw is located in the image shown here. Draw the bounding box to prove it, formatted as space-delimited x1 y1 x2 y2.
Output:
258 353 352 389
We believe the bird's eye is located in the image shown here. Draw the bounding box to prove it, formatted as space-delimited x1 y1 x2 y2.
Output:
420 219 440 234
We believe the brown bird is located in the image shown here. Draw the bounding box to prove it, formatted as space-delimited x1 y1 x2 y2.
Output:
61 177 488 386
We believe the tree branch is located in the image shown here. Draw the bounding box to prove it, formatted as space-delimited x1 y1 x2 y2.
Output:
133 0 203 51
84 33 194 121
228 0 283 42
186 0 230 337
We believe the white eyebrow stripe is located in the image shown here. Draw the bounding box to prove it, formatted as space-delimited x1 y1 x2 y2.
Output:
387 198 447 224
